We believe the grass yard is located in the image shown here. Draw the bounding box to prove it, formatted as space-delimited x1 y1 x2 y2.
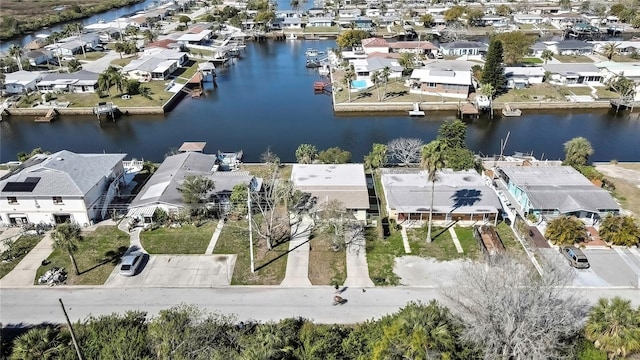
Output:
0 235 42 279
303 26 339 33
308 231 346 285
49 80 171 108
35 226 129 285
610 54 640 62
406 225 479 261
213 219 287 285
519 57 543 64
600 163 640 221
496 222 525 255
365 227 403 286
79 52 107 61
594 87 619 99
110 57 134 67
496 83 565 103
141 222 215 254
553 55 594 63
558 86 594 96
240 164 292 180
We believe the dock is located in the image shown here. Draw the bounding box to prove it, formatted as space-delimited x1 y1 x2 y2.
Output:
93 102 117 121
35 108 58 122
501 103 522 117
458 101 479 119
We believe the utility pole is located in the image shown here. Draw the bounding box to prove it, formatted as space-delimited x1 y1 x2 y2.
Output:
59 298 83 360
247 187 255 273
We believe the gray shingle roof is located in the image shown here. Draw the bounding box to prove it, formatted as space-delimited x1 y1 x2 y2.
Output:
0 150 126 197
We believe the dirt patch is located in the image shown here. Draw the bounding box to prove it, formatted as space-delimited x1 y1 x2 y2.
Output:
594 162 640 220
308 232 346 285
393 256 469 286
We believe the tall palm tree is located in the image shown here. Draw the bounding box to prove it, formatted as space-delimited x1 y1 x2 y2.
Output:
52 222 82 275
371 70 382 101
479 83 496 99
541 49 554 64
421 140 447 243
10 326 67 360
343 64 356 102
601 42 621 61
585 297 640 359
380 66 391 101
98 71 113 97
8 44 24 71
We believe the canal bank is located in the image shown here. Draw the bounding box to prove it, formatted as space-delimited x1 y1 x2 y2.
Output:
332 100 614 113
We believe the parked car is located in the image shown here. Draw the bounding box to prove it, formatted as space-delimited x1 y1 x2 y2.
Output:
559 246 590 269
61 56 75 61
119 252 146 276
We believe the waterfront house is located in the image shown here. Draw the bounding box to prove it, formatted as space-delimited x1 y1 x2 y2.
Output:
529 42 550 57
0 150 126 227
495 166 619 223
307 17 334 27
513 14 546 25
127 151 260 220
123 57 179 81
409 68 473 99
543 63 602 85
176 29 213 45
4 71 43 95
291 164 369 221
596 61 640 101
361 37 390 54
388 41 439 56
45 33 100 56
281 17 303 29
549 40 594 55
142 48 188 66
338 9 361 18
504 66 545 89
308 8 329 17
25 50 52 66
440 41 488 57
380 169 501 225
592 40 640 56
351 57 402 87
36 70 100 93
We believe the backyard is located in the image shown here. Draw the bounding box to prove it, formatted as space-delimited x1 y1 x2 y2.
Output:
35 226 130 285
140 222 215 254
553 55 594 63
495 83 566 103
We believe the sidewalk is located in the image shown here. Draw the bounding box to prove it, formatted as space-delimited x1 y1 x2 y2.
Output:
205 219 225 255
280 215 313 287
0 227 23 252
0 232 54 287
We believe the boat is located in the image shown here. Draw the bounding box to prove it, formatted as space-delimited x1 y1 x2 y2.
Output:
305 48 318 57
318 64 330 76
501 103 522 117
408 102 425 116
475 95 491 110
286 33 297 40
305 59 321 68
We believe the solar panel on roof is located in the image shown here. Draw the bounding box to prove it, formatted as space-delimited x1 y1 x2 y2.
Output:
3 181 38 192
25 177 41 183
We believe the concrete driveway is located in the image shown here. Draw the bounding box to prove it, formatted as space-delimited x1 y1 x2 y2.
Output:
104 254 236 287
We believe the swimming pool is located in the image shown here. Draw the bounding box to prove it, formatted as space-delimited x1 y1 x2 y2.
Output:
351 80 368 89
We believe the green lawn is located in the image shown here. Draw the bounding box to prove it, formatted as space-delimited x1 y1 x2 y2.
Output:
0 235 42 279
308 230 346 285
519 57 543 64
141 222 215 254
110 57 134 67
365 227 404 286
496 222 525 255
594 87 619 99
35 226 130 285
558 86 594 96
239 164 292 181
213 219 288 285
406 225 479 261
79 52 107 61
553 55 594 63
303 26 339 33
496 83 566 103
49 80 171 108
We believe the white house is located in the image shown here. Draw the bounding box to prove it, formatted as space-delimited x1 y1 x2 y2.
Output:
440 41 488 56
3 71 43 95
0 150 126 226
25 50 53 66
409 68 472 99
307 17 334 27
504 66 545 89
123 57 179 81
361 37 390 54
36 70 100 94
543 63 602 86
549 40 594 55
350 57 403 88
290 164 369 221
596 61 640 101
513 14 546 25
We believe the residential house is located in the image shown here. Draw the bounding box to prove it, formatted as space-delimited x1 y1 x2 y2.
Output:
36 70 100 93
290 164 369 221
529 41 550 57
46 33 100 56
308 8 329 17
388 41 439 56
365 8 381 17
143 48 188 65
549 40 594 55
123 57 179 81
281 17 303 29
176 29 213 45
495 166 619 222
513 14 546 25
338 9 361 18
596 61 640 101
0 150 126 226
504 66 545 89
592 40 640 56
361 37 390 54
409 68 473 99
351 57 403 87
127 151 260 220
440 41 488 57
3 71 43 94
543 63 602 85
25 50 53 66
307 17 334 27
377 15 401 27
380 169 501 225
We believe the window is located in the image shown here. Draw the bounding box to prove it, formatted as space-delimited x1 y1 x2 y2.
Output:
7 197 18 204
53 196 63 204
427 82 437 88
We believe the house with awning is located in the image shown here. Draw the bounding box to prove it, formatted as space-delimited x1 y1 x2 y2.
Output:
36 70 99 93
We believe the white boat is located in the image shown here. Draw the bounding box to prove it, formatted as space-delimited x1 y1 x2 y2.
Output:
501 103 522 117
318 64 330 76
475 95 491 110
286 33 297 40
305 48 318 57
409 102 425 116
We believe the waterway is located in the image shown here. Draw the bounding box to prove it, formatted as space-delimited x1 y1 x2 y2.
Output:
2 39 640 163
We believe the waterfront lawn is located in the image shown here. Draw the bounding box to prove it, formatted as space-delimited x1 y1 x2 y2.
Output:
595 88 619 99
49 80 171 108
519 57 543 64
240 164 292 181
366 227 403 286
0 235 42 280
558 86 594 97
495 83 565 103
213 219 288 285
611 54 640 62
140 222 215 254
553 55 593 63
303 26 339 33
406 225 479 261
172 60 200 81
35 226 129 285
308 230 346 285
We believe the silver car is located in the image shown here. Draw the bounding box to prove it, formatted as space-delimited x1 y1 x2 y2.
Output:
119 252 146 276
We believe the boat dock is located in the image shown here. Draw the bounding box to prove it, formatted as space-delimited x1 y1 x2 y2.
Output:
458 101 479 119
93 102 117 121
502 103 522 117
34 108 58 122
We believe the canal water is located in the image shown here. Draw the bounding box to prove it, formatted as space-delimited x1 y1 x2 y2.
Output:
2 39 640 163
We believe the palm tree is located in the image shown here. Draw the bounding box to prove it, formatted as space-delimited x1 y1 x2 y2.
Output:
421 140 447 243
563 136 593 167
544 215 586 245
541 49 554 64
601 42 621 61
585 297 640 359
371 70 382 101
398 52 416 76
143 29 157 44
10 326 66 360
52 222 82 275
380 66 391 101
479 83 496 99
8 44 24 71
598 214 640 246
343 64 356 102
98 71 113 97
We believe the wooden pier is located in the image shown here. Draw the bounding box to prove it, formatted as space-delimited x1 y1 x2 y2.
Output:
35 108 59 122
93 102 117 121
458 101 479 119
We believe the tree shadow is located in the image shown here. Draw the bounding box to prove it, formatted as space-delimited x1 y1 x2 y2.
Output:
356 91 373 99
254 236 311 272
450 189 482 209
78 246 129 275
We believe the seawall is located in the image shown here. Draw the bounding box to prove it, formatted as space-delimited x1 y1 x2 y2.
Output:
333 100 613 113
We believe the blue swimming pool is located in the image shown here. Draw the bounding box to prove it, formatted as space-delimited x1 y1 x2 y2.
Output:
351 80 367 89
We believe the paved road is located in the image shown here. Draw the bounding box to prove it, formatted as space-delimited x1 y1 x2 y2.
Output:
1 286 638 326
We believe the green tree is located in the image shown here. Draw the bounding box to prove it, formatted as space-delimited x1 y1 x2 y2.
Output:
295 143 318 164
564 136 594 167
343 64 356 102
380 66 391 100
601 42 620 60
598 215 640 246
17 147 47 162
335 29 370 49
544 215 586 245
421 140 447 243
52 222 82 275
142 29 157 44
495 4 513 16
177 175 215 218
541 49 554 64
479 83 496 100
437 119 467 149
398 52 415 76
142 160 158 174
8 44 24 71
230 183 249 216
67 58 82 72
482 39 505 92
10 326 67 360
420 13 434 27
75 311 150 360
465 8 485 27
494 31 536 64
443 147 477 171
444 5 465 23
585 297 640 359
318 147 352 164
179 15 191 26
559 0 571 10
364 143 388 170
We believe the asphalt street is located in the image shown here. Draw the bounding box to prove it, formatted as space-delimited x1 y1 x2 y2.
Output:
1 286 638 326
